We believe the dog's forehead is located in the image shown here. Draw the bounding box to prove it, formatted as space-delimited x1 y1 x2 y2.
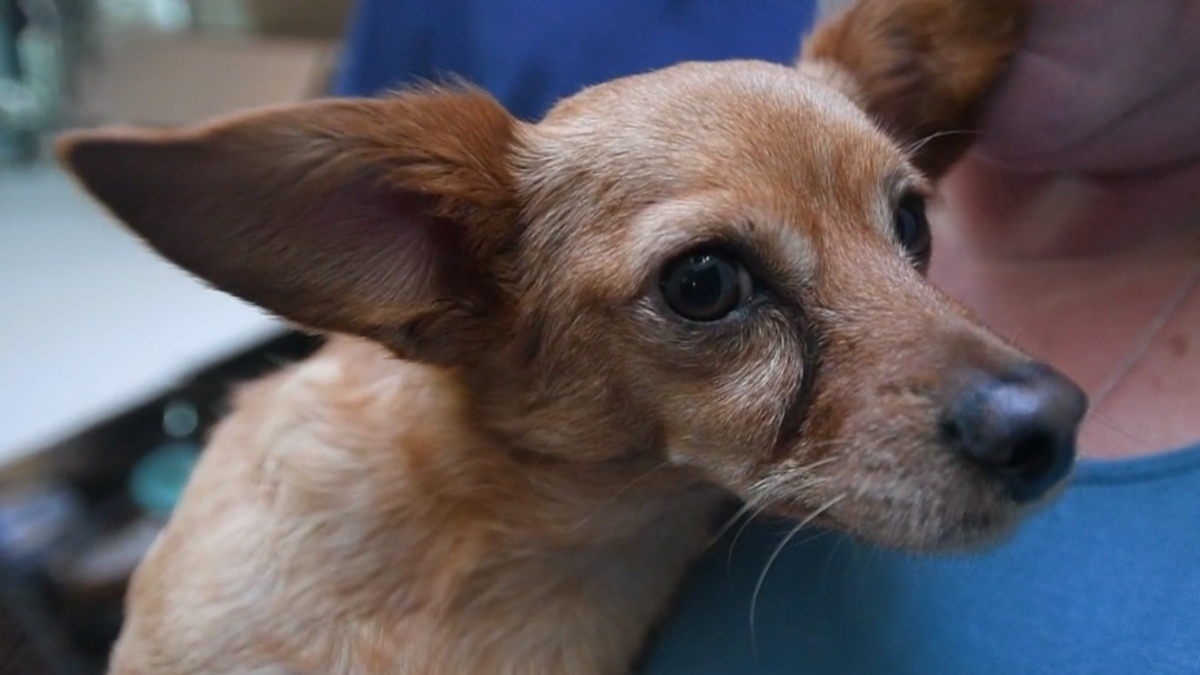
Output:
519 59 913 294
536 60 905 195
543 60 858 128
513 60 919 304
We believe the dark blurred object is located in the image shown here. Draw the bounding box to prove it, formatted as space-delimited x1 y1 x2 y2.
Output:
0 564 88 675
0 329 322 674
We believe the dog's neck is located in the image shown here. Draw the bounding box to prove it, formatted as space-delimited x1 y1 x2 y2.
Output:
255 335 722 614
194 335 723 673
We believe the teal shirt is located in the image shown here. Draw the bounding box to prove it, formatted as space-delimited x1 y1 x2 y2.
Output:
640 442 1200 674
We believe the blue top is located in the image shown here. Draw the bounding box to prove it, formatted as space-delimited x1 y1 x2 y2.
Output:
332 3 1200 672
641 444 1200 675
331 0 816 120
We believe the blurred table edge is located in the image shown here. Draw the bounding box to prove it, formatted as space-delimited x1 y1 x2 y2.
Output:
0 164 282 467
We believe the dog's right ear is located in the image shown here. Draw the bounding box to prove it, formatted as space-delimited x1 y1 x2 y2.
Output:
801 0 1028 179
56 86 522 365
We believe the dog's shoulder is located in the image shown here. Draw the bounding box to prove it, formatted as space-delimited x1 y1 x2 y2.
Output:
111 337 483 673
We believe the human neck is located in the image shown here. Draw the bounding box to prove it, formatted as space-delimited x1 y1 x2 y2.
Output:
933 155 1200 260
928 160 1200 461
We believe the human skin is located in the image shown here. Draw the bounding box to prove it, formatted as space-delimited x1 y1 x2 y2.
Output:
926 0 1200 460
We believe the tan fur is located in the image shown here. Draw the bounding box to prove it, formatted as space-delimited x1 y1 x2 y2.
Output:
53 1 1065 673
803 0 1026 176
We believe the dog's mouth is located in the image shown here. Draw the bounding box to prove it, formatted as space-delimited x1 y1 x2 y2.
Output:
746 474 1027 554
739 360 1087 553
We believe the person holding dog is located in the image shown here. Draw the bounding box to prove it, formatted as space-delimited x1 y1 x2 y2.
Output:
334 0 1200 672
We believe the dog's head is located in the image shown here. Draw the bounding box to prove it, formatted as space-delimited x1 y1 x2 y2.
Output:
57 0 1084 552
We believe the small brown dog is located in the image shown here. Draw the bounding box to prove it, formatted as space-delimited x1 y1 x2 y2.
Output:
57 0 1086 673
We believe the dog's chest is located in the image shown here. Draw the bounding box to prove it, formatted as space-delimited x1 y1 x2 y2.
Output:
295 503 718 675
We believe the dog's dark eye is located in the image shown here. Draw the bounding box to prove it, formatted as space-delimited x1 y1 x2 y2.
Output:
893 192 931 264
660 248 753 322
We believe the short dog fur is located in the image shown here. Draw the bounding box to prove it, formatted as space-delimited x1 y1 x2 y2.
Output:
56 0 1086 673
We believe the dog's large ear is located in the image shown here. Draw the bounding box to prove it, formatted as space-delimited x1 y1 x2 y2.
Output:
56 86 521 365
801 0 1027 178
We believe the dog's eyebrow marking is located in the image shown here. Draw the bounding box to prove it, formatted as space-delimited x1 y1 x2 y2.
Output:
885 164 929 200
625 195 819 297
853 162 922 242
766 220 821 285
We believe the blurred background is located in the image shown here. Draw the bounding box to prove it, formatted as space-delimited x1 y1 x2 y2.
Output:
0 2 349 671
0 0 814 671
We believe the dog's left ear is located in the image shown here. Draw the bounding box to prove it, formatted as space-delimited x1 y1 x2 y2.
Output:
56 86 523 365
801 0 1027 178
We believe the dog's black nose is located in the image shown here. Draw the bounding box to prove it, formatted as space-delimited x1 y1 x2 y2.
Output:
943 363 1088 502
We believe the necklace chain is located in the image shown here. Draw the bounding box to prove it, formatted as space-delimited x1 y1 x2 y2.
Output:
1089 260 1200 411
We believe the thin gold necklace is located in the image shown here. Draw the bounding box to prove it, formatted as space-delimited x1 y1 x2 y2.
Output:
1089 260 1200 411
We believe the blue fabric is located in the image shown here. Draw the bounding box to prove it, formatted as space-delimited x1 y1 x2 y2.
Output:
331 5 1200 673
641 445 1200 675
331 0 817 120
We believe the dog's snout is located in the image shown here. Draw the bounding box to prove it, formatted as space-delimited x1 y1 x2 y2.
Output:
942 363 1088 503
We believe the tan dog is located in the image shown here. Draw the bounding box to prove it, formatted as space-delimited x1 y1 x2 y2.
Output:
56 0 1086 673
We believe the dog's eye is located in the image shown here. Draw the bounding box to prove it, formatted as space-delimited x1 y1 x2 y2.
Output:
893 192 931 264
660 248 753 322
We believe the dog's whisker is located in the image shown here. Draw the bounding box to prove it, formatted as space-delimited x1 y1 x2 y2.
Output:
744 453 843 495
568 461 671 532
901 127 980 157
708 500 760 548
797 439 861 457
725 499 776 573
789 454 842 470
725 455 845 566
748 494 846 659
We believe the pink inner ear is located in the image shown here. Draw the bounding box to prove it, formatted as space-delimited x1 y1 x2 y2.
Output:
300 177 471 312
215 169 485 333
